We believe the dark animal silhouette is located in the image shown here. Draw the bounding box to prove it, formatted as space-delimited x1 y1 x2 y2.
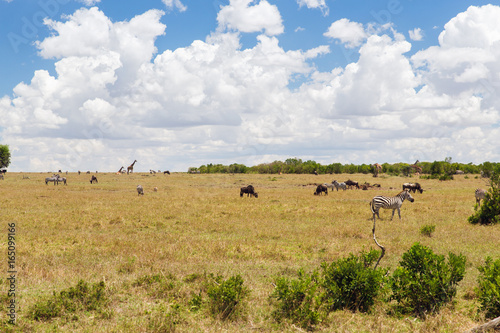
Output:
402 182 423 193
240 185 258 198
314 184 328 195
164 170 170 175
90 175 98 184
345 179 359 189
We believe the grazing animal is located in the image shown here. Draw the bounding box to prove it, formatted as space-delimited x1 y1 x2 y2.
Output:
127 160 137 174
324 183 335 190
153 187 158 192
370 189 414 222
475 188 487 206
314 184 328 195
137 185 144 196
240 185 258 198
90 175 98 184
402 182 424 194
56 175 67 185
78 170 81 175
332 180 347 191
164 170 170 175
45 175 58 185
117 166 125 174
345 179 359 189
150 169 156 174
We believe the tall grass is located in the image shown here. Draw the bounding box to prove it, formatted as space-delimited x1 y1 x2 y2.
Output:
0 172 498 331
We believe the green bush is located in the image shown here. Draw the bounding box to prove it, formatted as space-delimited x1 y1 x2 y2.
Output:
30 280 108 321
270 269 321 330
468 186 500 225
207 274 249 320
389 243 466 317
420 224 436 237
320 250 387 313
270 250 386 330
476 257 500 319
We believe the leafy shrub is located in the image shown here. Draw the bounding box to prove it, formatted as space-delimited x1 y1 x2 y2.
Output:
468 186 500 225
389 243 466 317
207 274 249 320
270 250 386 330
420 224 436 237
30 280 108 321
270 269 321 330
320 249 387 313
476 257 500 319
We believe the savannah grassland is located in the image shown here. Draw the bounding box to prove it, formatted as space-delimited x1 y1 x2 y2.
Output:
0 171 499 332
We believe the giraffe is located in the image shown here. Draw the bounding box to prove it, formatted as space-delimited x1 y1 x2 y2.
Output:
117 166 124 175
127 160 137 174
409 160 422 175
372 163 382 177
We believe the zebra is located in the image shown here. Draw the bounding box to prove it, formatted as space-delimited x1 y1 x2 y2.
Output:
56 175 67 185
332 180 346 191
475 188 487 206
324 183 335 190
370 189 415 222
45 175 59 185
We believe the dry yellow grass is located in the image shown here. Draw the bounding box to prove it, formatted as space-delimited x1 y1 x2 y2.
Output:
0 172 498 332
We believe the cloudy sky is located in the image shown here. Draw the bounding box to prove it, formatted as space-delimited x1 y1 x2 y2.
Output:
0 0 499 172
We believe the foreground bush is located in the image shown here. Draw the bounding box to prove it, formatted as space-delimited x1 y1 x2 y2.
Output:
321 249 387 313
477 257 500 319
271 269 322 330
270 250 386 330
29 280 108 321
207 274 249 320
390 243 466 317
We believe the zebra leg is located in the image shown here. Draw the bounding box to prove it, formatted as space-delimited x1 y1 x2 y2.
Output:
397 207 401 220
391 209 396 220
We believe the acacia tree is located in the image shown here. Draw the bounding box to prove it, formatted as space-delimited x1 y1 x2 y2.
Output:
0 145 10 168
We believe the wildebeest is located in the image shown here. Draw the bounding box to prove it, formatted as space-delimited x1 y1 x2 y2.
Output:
475 188 487 206
345 180 359 189
90 175 98 184
402 182 423 194
240 185 258 198
137 185 144 195
164 170 170 175
314 184 328 195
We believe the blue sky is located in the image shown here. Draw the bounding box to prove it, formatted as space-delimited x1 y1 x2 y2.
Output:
0 0 499 171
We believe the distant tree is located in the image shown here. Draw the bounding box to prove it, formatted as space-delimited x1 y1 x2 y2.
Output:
0 145 10 168
469 166 500 225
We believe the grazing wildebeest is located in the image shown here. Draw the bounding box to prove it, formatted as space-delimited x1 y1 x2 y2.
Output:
475 188 487 206
345 180 359 189
370 189 414 222
137 185 144 196
314 184 328 195
402 182 423 194
164 170 170 175
240 185 258 198
90 175 98 184
332 180 346 191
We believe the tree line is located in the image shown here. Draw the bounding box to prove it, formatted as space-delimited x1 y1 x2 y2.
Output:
190 158 499 176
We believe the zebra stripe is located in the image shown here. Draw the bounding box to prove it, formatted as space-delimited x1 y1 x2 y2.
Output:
475 188 487 206
370 189 414 222
332 180 346 191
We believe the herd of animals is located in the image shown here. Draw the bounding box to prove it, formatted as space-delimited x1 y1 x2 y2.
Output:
22 162 491 220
